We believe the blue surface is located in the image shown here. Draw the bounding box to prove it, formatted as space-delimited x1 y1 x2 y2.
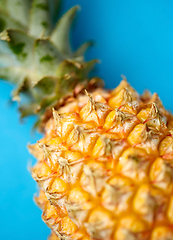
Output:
1 0 173 239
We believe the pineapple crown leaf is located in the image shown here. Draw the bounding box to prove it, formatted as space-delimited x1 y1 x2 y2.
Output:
50 5 80 56
0 0 30 31
29 0 51 38
0 1 99 128
0 0 61 33
73 41 95 58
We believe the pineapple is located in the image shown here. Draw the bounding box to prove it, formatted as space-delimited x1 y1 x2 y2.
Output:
29 80 173 240
1 1 173 240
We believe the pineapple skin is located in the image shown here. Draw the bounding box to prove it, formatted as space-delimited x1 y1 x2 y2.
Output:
30 79 173 240
48 232 60 240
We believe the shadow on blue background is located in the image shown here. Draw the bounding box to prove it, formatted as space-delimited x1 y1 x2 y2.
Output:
1 0 173 239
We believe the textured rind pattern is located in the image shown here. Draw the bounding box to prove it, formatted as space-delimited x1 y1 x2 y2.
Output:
30 79 173 240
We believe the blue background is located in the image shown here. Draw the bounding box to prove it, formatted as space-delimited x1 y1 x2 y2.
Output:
1 0 173 239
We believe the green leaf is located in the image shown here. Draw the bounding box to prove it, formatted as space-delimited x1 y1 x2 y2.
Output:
0 53 11 67
0 11 25 32
73 41 94 58
34 38 63 80
19 103 41 118
32 76 58 101
0 41 18 67
40 94 58 110
1 29 35 67
0 66 26 84
0 0 30 28
0 66 27 100
82 59 99 78
50 5 80 56
29 0 52 38
56 59 98 80
0 2 97 127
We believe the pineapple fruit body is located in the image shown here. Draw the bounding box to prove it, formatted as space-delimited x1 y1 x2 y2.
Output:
30 79 173 240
